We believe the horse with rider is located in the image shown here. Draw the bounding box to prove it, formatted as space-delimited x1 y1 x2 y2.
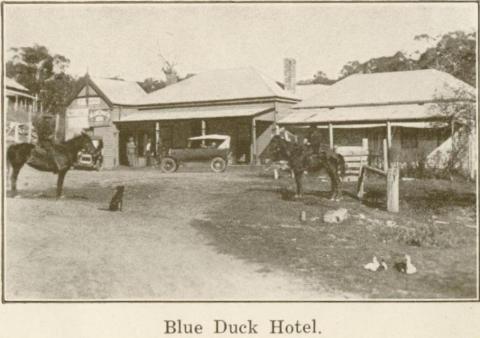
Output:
7 115 96 198
269 125 345 201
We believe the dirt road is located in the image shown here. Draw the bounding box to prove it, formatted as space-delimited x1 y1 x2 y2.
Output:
4 166 345 300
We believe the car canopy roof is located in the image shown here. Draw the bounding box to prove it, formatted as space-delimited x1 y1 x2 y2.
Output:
188 134 230 141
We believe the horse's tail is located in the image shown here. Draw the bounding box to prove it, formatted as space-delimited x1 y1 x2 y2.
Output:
6 144 14 176
338 154 346 177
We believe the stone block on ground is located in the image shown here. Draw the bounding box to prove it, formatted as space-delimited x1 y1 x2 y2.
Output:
323 208 349 224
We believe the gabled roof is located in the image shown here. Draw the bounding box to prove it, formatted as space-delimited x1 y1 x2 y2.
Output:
89 77 147 106
137 67 299 106
295 69 475 109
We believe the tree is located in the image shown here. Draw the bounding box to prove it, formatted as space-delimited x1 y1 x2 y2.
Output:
139 77 167 93
417 31 476 87
339 60 362 79
338 52 416 80
306 30 476 86
6 44 78 114
311 71 336 85
428 85 476 179
298 70 335 85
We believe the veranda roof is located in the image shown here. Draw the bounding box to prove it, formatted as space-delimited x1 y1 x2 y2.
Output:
5 77 30 92
120 103 274 122
280 103 451 125
5 77 35 98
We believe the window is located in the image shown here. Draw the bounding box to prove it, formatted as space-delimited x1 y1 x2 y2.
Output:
401 128 418 149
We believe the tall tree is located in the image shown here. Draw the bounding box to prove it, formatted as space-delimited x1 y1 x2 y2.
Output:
6 44 79 114
417 31 476 86
305 30 476 86
339 51 416 79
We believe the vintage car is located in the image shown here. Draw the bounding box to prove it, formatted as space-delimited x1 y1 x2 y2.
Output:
160 134 230 173
73 137 104 171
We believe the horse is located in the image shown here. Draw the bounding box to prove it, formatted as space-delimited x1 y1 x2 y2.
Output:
6 132 96 198
269 134 346 200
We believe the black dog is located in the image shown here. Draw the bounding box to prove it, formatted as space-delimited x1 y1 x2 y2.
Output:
109 185 124 211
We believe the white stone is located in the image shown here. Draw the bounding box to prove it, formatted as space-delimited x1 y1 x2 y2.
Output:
323 208 349 224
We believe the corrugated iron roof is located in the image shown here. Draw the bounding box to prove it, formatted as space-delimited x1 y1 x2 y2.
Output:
6 88 36 99
137 67 299 106
280 103 450 125
120 103 274 122
90 77 147 105
5 77 31 93
295 69 475 109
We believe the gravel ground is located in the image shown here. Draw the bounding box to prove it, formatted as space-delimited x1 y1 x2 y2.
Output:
4 166 349 301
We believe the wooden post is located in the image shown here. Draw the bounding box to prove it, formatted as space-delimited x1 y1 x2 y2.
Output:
14 123 19 143
386 121 392 149
155 122 160 154
14 95 18 112
356 166 366 199
387 165 400 213
383 138 388 171
27 106 32 142
34 94 38 114
251 118 257 165
328 123 334 150
362 138 368 151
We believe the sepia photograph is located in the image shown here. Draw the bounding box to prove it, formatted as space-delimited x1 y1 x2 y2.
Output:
2 2 478 302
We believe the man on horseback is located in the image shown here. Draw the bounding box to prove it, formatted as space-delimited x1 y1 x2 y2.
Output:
271 127 345 200
30 115 68 173
308 124 323 155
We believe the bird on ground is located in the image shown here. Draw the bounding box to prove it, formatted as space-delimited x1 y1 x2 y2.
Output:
394 254 417 274
364 256 380 271
378 259 388 271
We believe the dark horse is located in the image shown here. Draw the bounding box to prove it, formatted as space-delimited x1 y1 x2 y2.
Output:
7 133 96 198
269 134 346 200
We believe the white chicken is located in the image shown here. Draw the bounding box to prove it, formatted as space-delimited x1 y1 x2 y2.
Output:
364 256 380 271
405 255 417 274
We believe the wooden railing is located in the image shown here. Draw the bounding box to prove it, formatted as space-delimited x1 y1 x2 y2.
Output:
357 164 400 213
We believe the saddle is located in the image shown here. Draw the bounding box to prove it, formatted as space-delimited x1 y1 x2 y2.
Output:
27 144 69 172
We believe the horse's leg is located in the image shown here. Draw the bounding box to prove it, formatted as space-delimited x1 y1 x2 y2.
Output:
325 163 337 200
10 166 21 196
56 170 67 199
294 170 303 198
335 162 343 201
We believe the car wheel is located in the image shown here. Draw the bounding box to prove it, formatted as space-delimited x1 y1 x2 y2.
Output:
160 157 178 173
211 157 227 173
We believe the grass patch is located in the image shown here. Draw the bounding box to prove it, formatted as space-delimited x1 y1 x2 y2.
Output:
193 175 477 299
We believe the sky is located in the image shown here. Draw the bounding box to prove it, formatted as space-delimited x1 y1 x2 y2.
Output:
4 3 477 83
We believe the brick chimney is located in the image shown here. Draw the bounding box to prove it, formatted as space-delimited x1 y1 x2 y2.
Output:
284 58 296 94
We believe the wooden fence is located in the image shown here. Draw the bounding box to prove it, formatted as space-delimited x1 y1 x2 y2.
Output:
357 163 400 213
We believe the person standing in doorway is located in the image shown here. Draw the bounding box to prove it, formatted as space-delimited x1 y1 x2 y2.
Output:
127 136 137 167
144 137 153 167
